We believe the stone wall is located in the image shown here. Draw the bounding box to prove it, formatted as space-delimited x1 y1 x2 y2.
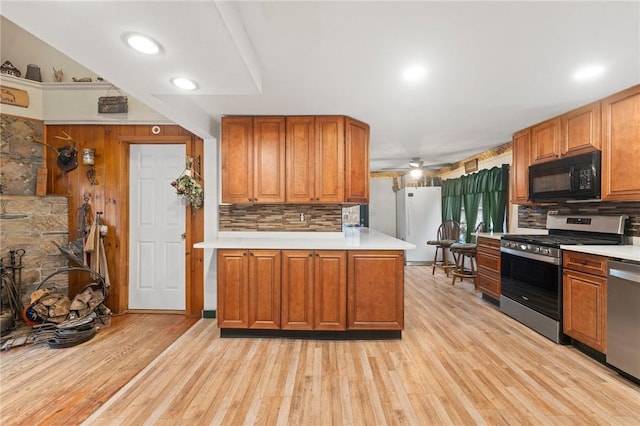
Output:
0 195 69 302
0 114 44 195
219 204 342 232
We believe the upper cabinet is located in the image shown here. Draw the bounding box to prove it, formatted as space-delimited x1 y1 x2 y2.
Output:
224 115 370 204
531 117 561 164
601 85 640 201
345 117 370 203
221 116 286 204
561 101 601 157
511 128 531 204
511 83 640 204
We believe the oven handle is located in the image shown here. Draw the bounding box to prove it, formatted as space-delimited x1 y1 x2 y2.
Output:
500 247 562 265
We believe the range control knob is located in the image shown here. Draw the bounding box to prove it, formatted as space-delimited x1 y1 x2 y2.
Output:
542 248 550 255
533 247 540 253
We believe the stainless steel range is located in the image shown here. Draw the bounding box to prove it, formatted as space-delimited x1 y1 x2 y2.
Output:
500 214 627 343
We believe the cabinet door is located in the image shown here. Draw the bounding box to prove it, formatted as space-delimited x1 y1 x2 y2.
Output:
563 269 607 353
345 117 370 203
217 250 249 328
531 117 561 164
561 101 601 157
286 116 316 203
347 251 404 330
511 128 531 204
281 250 314 330
221 117 253 203
314 251 347 330
315 116 345 203
248 250 281 329
253 117 286 203
602 84 640 201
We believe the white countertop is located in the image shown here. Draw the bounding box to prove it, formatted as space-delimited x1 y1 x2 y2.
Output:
560 245 640 262
194 228 416 250
474 232 505 240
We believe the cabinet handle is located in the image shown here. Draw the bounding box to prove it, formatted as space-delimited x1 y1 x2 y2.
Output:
316 198 320 201
310 198 313 201
581 260 587 265
248 198 251 202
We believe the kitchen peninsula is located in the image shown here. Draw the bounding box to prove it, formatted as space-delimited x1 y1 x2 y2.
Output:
194 228 415 337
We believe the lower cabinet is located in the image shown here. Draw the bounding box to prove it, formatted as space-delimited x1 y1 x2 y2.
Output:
281 250 347 330
347 251 404 330
476 237 501 301
563 251 608 353
218 249 404 332
217 249 281 329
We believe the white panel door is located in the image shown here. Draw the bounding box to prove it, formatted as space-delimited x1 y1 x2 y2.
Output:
129 144 186 310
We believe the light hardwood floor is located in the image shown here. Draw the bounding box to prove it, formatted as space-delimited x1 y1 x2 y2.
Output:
3 267 640 425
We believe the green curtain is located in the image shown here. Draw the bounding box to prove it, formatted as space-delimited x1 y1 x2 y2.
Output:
441 164 508 238
481 165 509 232
441 178 463 223
461 172 482 242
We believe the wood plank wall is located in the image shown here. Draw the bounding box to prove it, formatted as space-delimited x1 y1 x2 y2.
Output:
44 124 204 316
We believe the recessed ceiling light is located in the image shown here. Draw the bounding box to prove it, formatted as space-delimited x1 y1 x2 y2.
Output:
123 32 162 55
402 66 427 82
171 77 198 90
573 64 605 81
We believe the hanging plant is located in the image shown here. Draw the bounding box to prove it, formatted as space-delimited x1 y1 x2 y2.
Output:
170 172 204 210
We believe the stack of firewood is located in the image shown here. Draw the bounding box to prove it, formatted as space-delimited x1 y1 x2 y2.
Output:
28 284 104 323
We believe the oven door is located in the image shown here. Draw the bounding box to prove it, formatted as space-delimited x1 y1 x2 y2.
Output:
500 248 563 320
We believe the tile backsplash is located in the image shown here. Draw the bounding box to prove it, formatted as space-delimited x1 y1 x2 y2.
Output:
219 204 342 232
518 201 640 237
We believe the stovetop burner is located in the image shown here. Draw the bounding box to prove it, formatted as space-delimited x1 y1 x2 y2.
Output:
502 234 620 248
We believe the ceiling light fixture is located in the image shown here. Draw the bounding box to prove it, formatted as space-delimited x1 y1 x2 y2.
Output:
409 168 423 178
171 77 198 90
123 32 162 55
402 66 427 82
573 64 605 81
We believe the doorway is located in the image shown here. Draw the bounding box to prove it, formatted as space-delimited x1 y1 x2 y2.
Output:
128 144 186 310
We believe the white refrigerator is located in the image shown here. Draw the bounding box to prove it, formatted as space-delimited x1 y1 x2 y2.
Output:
396 187 442 265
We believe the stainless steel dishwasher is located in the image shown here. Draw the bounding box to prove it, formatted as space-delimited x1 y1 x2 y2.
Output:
607 260 640 381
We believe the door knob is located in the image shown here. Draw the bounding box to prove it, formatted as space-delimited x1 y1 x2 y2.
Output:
181 233 186 240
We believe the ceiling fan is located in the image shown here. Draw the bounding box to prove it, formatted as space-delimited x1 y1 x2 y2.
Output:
375 157 453 176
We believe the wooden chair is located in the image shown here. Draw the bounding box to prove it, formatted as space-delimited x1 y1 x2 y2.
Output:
450 222 484 287
426 220 460 277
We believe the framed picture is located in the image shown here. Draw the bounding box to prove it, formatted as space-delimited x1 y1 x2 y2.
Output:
464 158 478 173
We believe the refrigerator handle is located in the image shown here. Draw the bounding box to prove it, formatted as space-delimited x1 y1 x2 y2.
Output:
406 196 411 236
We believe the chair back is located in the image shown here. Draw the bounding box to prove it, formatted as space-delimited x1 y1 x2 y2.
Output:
437 220 461 241
470 222 484 244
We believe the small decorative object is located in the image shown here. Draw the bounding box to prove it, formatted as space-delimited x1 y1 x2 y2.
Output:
171 158 203 210
98 85 128 113
0 85 29 108
53 67 63 82
25 64 42 82
82 148 95 165
0 61 21 77
464 158 478 173
72 77 92 82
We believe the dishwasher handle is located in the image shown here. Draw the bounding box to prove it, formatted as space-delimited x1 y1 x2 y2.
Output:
609 267 640 283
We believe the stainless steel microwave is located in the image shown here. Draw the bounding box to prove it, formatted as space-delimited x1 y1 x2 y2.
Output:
528 151 601 201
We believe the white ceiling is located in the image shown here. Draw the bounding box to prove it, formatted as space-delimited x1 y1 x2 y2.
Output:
3 1 639 171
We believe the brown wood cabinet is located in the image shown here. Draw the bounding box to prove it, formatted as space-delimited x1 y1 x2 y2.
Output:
345 117 370 203
217 249 249 328
248 250 281 329
531 117 561 164
315 116 345 203
563 251 608 353
281 250 347 330
561 101 601 157
221 116 286 203
601 84 640 201
511 128 531 204
347 251 404 330
225 115 369 205
476 237 501 301
217 249 281 329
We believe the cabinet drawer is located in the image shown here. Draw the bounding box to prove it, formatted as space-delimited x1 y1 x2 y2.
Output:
477 270 500 299
477 252 500 271
477 237 501 250
563 251 608 277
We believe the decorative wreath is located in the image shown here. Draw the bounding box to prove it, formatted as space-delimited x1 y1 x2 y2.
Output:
170 173 204 210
